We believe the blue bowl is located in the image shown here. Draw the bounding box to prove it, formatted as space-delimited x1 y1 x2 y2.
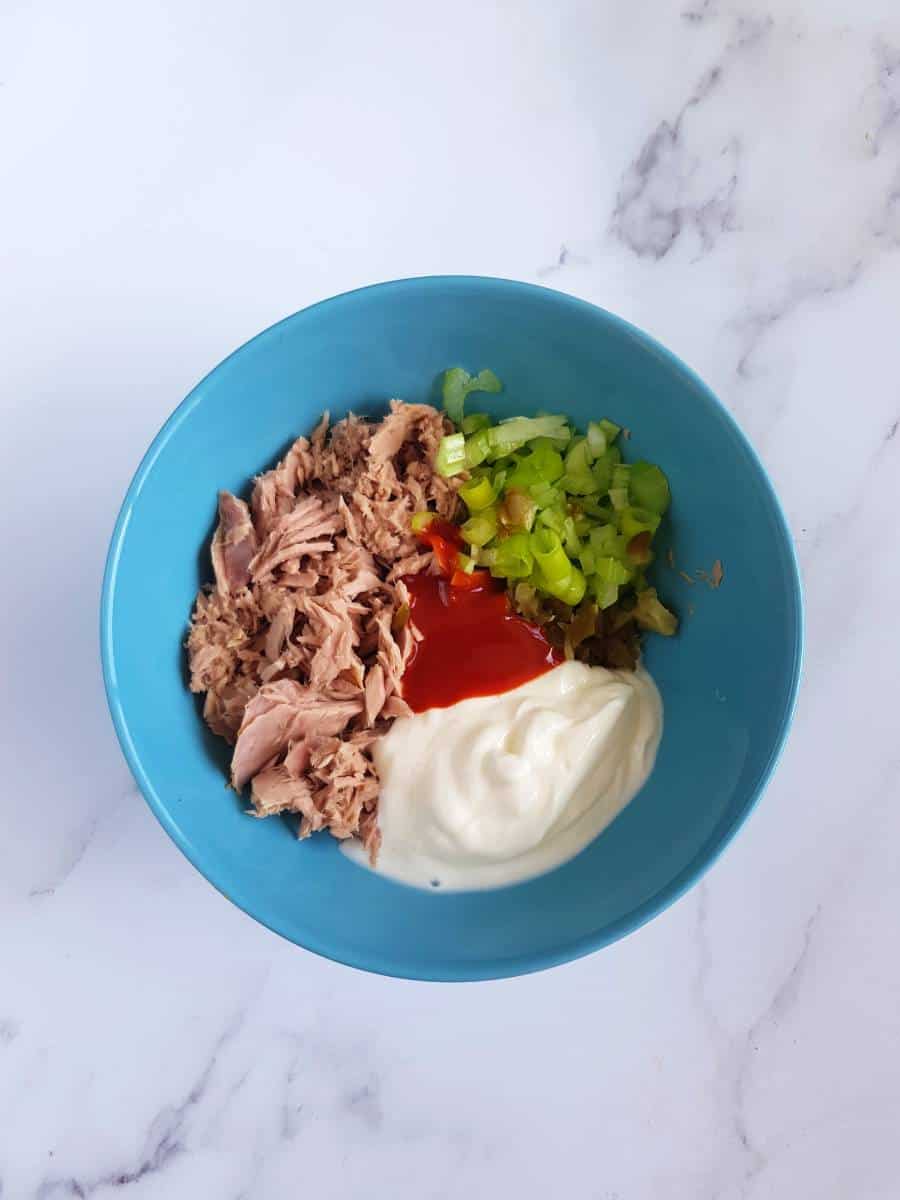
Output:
101 277 802 980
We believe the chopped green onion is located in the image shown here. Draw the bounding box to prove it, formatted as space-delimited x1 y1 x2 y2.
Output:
436 433 467 477
530 528 573 584
411 510 436 533
492 531 534 579
459 476 496 512
595 556 633 585
557 568 587 606
629 461 671 515
461 509 498 547
461 412 491 435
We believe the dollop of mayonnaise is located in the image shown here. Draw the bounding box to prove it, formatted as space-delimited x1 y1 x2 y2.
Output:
343 661 663 891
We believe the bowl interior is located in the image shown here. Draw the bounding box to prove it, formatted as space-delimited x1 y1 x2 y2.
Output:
102 277 802 980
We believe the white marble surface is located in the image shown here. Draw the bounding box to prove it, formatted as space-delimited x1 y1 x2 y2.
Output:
2 0 899 1195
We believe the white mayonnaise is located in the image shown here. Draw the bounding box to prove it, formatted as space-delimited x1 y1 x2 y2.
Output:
342 661 663 891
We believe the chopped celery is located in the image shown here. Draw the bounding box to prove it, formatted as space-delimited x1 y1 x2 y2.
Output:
459 476 496 511
442 367 502 426
618 505 661 540
492 531 534 579
586 422 607 458
530 528 572 583
611 463 631 491
591 447 618 494
461 509 498 547
536 505 566 534
633 587 678 635
504 458 541 491
411 510 436 533
529 482 564 509
461 412 491 435
629 461 670 514
427 369 676 658
590 524 626 558
537 562 586 605
529 442 565 481
456 552 477 574
488 415 569 455
465 428 491 468
436 433 467 477
578 545 597 574
593 579 620 609
595 555 633 585
562 516 582 558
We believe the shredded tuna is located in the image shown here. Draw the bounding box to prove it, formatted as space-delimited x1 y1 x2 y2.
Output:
187 399 456 860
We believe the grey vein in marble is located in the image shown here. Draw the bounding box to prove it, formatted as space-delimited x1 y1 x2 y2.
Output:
610 18 771 261
34 1010 247 1198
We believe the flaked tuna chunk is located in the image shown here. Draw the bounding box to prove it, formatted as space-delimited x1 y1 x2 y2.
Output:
249 495 342 580
188 399 456 856
250 434 314 540
231 680 362 790
211 492 259 595
250 764 318 820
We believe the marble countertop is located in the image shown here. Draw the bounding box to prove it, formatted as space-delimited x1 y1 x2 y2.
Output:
3 1 899 1195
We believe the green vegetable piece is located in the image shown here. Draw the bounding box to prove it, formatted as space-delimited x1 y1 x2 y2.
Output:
629 461 671 515
598 418 621 443
456 552 477 575
461 509 498 547
459 476 496 512
465 428 492 468
593 579 620 609
436 433 467 477
594 555 633 585
492 531 534 579
488 415 569 456
586 422 607 459
590 524 626 558
528 482 564 510
611 463 631 492
530 528 574 584
529 442 565 482
461 412 491 435
411 510 436 533
618 505 661 541
609 486 629 511
556 568 587 606
578 545 597 574
633 587 678 635
442 367 503 426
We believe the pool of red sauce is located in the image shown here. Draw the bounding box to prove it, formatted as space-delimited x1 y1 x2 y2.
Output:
400 572 562 712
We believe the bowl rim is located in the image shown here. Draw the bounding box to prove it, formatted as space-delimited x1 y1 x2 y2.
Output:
100 274 804 981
